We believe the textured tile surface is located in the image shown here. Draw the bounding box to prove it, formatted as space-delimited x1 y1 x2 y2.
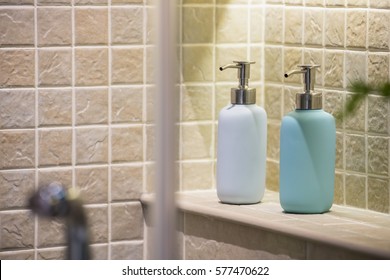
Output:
0 170 35 210
111 7 143 45
0 90 35 129
345 93 366 132
285 8 303 45
265 7 283 44
181 161 214 191
367 95 389 135
38 129 72 166
216 7 248 43
368 177 389 214
111 126 143 163
264 85 282 120
345 51 367 86
111 87 143 123
183 7 213 44
38 49 72 86
75 8 108 45
76 166 109 204
0 50 35 87
1 210 34 250
185 214 300 259
346 10 367 48
76 88 108 125
345 134 366 173
111 241 143 260
325 9 345 47
368 11 389 50
367 136 389 176
324 50 344 88
182 46 213 82
75 48 108 86
37 8 72 46
182 123 213 160
37 218 66 247
111 165 143 201
345 173 367 209
85 205 108 244
111 202 144 241
0 8 34 46
0 131 35 169
182 85 213 121
111 48 144 84
38 89 72 126
76 127 109 164
0 0 145 260
304 9 323 46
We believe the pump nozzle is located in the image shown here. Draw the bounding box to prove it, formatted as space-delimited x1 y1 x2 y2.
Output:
284 69 305 78
219 64 240 71
219 61 256 105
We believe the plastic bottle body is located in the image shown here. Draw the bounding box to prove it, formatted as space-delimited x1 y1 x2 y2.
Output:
279 110 336 213
216 104 267 204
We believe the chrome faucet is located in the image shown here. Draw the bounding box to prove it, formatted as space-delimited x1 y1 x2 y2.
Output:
29 182 90 260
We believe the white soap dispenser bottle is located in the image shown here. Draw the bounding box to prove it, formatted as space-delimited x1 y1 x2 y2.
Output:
216 61 267 204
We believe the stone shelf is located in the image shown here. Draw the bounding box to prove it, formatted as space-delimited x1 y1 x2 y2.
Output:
141 190 390 259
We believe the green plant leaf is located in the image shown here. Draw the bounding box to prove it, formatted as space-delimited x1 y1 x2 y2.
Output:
338 81 390 121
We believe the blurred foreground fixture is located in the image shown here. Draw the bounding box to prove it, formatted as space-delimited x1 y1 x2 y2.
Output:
153 0 179 259
29 182 90 260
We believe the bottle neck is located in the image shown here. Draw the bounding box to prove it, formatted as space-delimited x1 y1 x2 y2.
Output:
231 88 256 105
295 92 322 110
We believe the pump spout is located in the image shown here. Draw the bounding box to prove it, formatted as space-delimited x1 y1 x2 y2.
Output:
284 69 305 78
219 63 240 71
29 182 90 260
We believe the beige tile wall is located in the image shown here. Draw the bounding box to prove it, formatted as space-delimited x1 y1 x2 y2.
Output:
0 0 147 260
180 0 390 214
261 0 390 216
1 0 389 260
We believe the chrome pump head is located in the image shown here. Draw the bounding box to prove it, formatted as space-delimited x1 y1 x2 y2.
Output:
220 61 256 105
284 64 322 110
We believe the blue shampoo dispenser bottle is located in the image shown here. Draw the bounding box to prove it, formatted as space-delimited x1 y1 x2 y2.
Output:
280 65 336 214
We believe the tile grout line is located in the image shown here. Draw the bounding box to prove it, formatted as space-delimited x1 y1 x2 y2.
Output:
260 0 265 108
33 0 39 261
142 0 148 259
107 0 113 260
211 0 216 190
71 0 76 197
